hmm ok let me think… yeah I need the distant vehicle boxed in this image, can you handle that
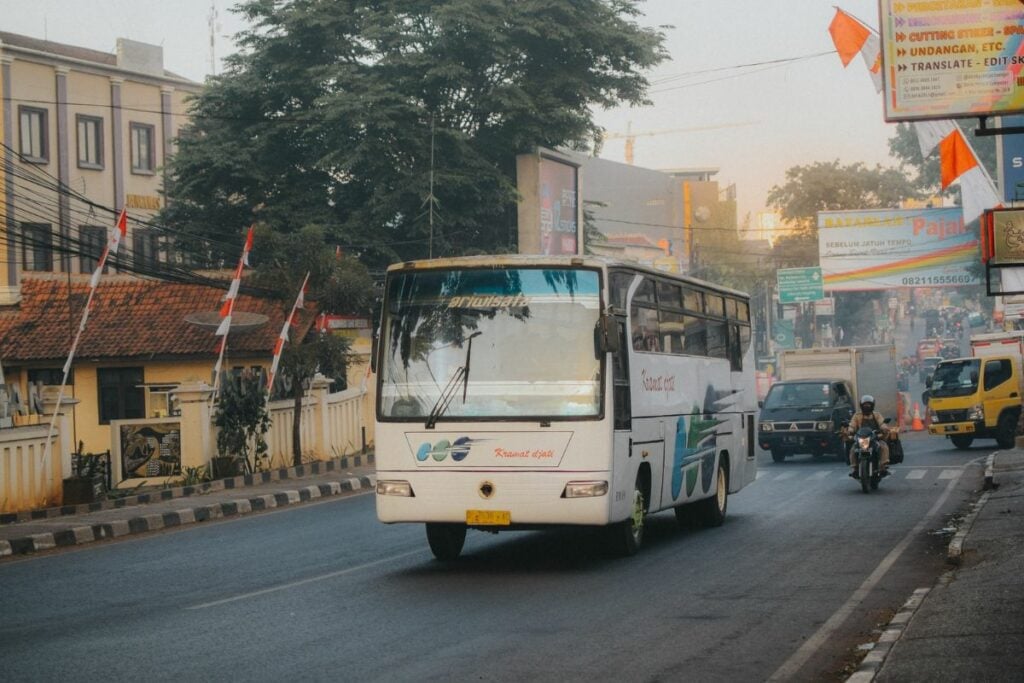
[757,379,855,462]
[917,338,941,361]
[967,311,986,328]
[919,356,942,383]
[777,345,898,420]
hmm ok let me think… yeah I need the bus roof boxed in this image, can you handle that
[385,254,750,299]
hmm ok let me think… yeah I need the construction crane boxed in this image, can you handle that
[597,120,758,165]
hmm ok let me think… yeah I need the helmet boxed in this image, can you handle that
[859,394,875,411]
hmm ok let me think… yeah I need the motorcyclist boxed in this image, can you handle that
[846,395,890,478]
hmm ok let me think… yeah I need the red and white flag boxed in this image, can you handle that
[266,273,310,393]
[938,128,1003,225]
[212,227,255,396]
[89,209,127,289]
[828,8,882,92]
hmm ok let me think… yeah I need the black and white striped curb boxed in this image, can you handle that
[0,474,375,558]
[947,489,991,565]
[0,454,373,525]
[846,587,931,683]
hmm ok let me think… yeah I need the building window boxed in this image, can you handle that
[79,225,106,274]
[76,115,103,169]
[18,106,48,163]
[132,229,160,269]
[28,368,73,385]
[97,367,145,424]
[129,122,155,174]
[22,223,53,272]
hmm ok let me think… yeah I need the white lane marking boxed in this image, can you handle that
[766,468,963,681]
[186,549,425,610]
[938,469,959,480]
[906,469,927,480]
[774,471,797,481]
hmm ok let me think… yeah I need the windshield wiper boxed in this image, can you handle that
[425,331,482,429]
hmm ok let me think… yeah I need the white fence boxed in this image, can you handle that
[0,425,63,513]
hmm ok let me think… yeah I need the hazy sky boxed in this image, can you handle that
[0,0,899,222]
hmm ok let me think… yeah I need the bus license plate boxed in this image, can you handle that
[466,510,511,526]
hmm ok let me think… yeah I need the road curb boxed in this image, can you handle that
[983,451,997,490]
[0,454,373,525]
[947,489,991,565]
[846,587,931,682]
[0,474,376,558]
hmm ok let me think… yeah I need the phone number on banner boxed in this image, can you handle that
[900,275,975,286]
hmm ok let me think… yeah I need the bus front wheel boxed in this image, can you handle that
[608,480,646,557]
[425,523,466,561]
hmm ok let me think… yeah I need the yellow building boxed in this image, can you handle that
[0,31,201,305]
[0,276,317,457]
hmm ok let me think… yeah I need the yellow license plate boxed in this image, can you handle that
[466,509,511,526]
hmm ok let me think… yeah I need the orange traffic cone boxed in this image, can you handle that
[912,403,924,431]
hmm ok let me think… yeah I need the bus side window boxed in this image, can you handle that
[728,324,742,371]
[631,304,659,352]
[614,320,632,429]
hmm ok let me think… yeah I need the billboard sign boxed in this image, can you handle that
[989,207,1024,263]
[818,208,980,291]
[516,150,581,256]
[1002,115,1024,202]
[777,267,824,303]
[879,0,1024,121]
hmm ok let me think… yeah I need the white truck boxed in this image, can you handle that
[778,345,899,418]
[970,330,1024,360]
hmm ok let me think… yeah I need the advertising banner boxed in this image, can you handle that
[818,208,980,291]
[879,0,1024,121]
[538,157,579,255]
[990,207,1024,263]
[1002,115,1024,202]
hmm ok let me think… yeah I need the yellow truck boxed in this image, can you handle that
[926,331,1024,449]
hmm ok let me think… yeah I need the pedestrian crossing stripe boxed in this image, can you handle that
[757,468,961,482]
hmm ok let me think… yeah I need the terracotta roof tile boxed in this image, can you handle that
[0,276,315,364]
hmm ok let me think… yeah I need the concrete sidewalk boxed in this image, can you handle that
[0,454,376,558]
[851,448,1024,682]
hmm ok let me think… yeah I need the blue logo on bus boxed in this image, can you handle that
[416,437,474,462]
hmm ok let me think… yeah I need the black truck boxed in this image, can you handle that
[757,379,856,463]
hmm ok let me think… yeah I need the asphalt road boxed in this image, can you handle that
[0,433,986,682]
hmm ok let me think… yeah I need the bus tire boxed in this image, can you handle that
[996,412,1017,450]
[696,460,728,527]
[608,479,646,556]
[950,434,973,450]
[425,523,466,561]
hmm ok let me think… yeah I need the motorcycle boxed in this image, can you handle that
[844,418,898,493]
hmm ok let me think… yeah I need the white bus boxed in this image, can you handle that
[374,255,757,559]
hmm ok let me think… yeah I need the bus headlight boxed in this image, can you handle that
[760,422,774,432]
[967,405,984,421]
[563,481,609,498]
[376,480,415,497]
[816,421,831,431]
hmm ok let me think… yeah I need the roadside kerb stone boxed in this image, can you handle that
[948,491,991,565]
[0,473,375,558]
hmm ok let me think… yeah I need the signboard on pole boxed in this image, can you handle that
[1001,115,1024,202]
[879,0,1024,121]
[818,208,980,291]
[777,267,824,303]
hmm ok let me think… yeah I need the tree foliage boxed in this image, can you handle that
[162,0,667,268]
[765,160,919,236]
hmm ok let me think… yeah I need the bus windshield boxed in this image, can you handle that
[380,267,602,421]
[929,358,980,398]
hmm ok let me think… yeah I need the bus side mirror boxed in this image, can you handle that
[597,315,620,354]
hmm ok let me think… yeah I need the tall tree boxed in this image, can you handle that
[162,0,667,268]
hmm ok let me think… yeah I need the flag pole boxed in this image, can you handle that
[40,209,127,485]
[211,226,254,403]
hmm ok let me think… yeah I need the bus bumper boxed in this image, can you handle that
[375,470,613,527]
